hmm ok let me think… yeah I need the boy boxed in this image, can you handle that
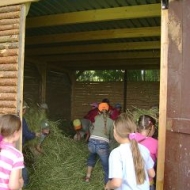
[36,119,50,153]
[73,118,92,142]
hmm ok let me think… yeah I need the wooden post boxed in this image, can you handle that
[156,7,168,190]
[123,69,127,112]
[36,63,47,103]
[41,64,47,103]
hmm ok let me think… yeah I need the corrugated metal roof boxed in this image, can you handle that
[25,0,161,70]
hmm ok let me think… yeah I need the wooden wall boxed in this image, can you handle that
[23,62,72,120]
[72,81,159,119]
[23,62,40,103]
[23,64,159,122]
[46,70,71,120]
[0,4,26,115]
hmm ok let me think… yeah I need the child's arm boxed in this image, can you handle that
[105,178,122,190]
[148,168,155,178]
[9,169,23,190]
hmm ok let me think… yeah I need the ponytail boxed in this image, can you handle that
[102,110,108,135]
[130,138,146,184]
[114,113,146,184]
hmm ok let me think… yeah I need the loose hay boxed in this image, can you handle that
[126,106,159,139]
[24,118,105,190]
[126,106,159,127]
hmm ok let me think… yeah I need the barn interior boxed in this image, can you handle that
[23,0,161,121]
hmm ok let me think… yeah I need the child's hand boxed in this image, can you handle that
[35,132,41,137]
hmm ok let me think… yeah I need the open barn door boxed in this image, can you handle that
[157,0,190,189]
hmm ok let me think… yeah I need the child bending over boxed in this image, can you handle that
[85,102,114,185]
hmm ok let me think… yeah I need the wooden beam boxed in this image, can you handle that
[26,41,160,56]
[47,58,160,66]
[0,0,38,7]
[26,4,161,28]
[49,63,160,71]
[29,50,160,62]
[47,58,160,70]
[26,26,160,45]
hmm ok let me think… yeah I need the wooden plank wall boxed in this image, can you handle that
[0,5,23,114]
[46,70,71,120]
[72,81,159,119]
[23,62,40,103]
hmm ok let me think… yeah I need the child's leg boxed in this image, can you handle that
[22,167,29,187]
[97,142,109,184]
[85,139,97,181]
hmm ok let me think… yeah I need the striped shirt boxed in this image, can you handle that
[0,141,24,190]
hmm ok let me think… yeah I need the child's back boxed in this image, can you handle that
[135,133,158,162]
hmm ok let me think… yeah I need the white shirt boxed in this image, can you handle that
[108,143,154,190]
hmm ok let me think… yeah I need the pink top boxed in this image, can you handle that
[0,141,24,190]
[135,133,158,162]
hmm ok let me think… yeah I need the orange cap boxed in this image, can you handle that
[98,103,109,112]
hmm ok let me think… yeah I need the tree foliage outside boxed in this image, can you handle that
[76,70,160,82]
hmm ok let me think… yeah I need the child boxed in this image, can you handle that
[22,101,40,145]
[35,119,50,153]
[83,102,99,123]
[73,118,92,142]
[110,103,122,120]
[0,114,24,190]
[136,115,158,190]
[22,101,40,187]
[105,113,155,190]
[84,102,113,185]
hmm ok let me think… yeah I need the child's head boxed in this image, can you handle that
[0,114,21,139]
[98,102,109,113]
[73,119,82,131]
[23,101,29,115]
[90,102,98,110]
[40,120,50,135]
[138,115,156,136]
[113,113,136,139]
[114,103,122,111]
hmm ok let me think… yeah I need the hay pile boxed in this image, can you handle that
[23,105,105,190]
[126,106,159,127]
[126,106,159,139]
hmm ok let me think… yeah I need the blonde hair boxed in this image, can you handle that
[0,114,21,137]
[114,113,146,184]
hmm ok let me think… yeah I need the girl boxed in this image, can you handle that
[84,102,113,185]
[136,115,158,190]
[105,113,155,190]
[0,114,24,190]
